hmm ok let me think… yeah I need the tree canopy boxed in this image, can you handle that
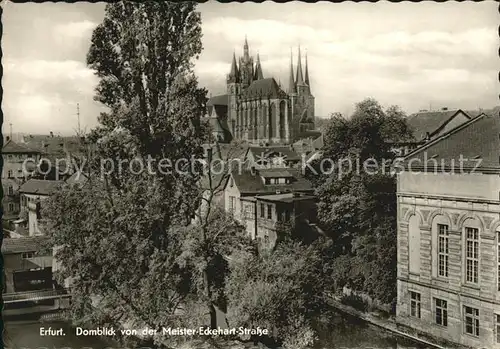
[314,98,412,304]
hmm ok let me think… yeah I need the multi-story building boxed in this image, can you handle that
[207,38,315,144]
[240,192,317,248]
[396,113,500,348]
[224,166,315,243]
[2,139,41,221]
[19,179,64,236]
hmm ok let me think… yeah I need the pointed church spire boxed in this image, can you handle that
[228,51,239,83]
[244,35,250,60]
[304,50,310,86]
[254,53,264,80]
[296,46,305,86]
[288,48,296,94]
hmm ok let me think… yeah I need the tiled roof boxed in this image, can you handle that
[231,168,313,194]
[23,135,83,156]
[2,236,50,255]
[292,134,324,155]
[466,106,500,119]
[258,168,294,178]
[406,109,470,141]
[19,179,64,195]
[248,146,301,162]
[2,140,39,154]
[404,113,500,172]
[241,78,287,99]
[65,172,88,185]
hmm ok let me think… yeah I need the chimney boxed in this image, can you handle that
[50,131,54,138]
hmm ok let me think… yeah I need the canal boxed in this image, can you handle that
[4,313,432,349]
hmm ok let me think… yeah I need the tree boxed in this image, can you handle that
[225,239,329,349]
[42,3,213,346]
[314,98,413,305]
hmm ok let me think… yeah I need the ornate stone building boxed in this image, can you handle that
[396,113,500,348]
[206,38,315,144]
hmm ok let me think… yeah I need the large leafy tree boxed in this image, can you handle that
[314,99,413,305]
[41,2,220,344]
[225,239,329,349]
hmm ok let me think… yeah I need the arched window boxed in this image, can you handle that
[408,214,421,275]
[279,101,286,140]
[270,103,276,139]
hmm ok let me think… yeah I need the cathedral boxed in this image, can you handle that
[206,38,315,144]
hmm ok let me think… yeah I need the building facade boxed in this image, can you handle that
[207,38,315,144]
[2,139,41,221]
[19,179,64,236]
[2,236,53,293]
[224,166,315,245]
[396,113,500,348]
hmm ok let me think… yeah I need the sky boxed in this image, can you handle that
[2,1,498,135]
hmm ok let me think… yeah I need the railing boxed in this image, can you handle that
[3,288,71,304]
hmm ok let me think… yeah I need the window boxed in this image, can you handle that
[229,196,236,213]
[264,233,270,246]
[465,227,479,284]
[272,178,279,184]
[496,314,500,343]
[260,203,265,218]
[264,178,270,185]
[7,170,12,177]
[7,186,13,196]
[8,203,14,212]
[464,306,479,337]
[438,224,449,277]
[267,204,272,219]
[284,210,291,222]
[22,252,34,259]
[498,232,500,291]
[410,291,421,318]
[434,298,448,326]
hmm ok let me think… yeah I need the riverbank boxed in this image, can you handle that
[325,294,466,349]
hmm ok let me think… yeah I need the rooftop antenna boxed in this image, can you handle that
[77,103,81,135]
[9,122,12,140]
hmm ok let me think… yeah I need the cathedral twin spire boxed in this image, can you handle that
[289,46,311,94]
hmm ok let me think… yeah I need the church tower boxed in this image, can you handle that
[239,36,254,88]
[227,51,240,138]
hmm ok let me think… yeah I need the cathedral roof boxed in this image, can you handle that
[207,94,228,107]
[242,78,286,99]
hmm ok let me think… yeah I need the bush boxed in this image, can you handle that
[340,293,370,312]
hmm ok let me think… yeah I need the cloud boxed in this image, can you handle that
[53,20,97,39]
[196,16,498,116]
[3,58,105,134]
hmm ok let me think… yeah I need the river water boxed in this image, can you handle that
[4,314,431,349]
